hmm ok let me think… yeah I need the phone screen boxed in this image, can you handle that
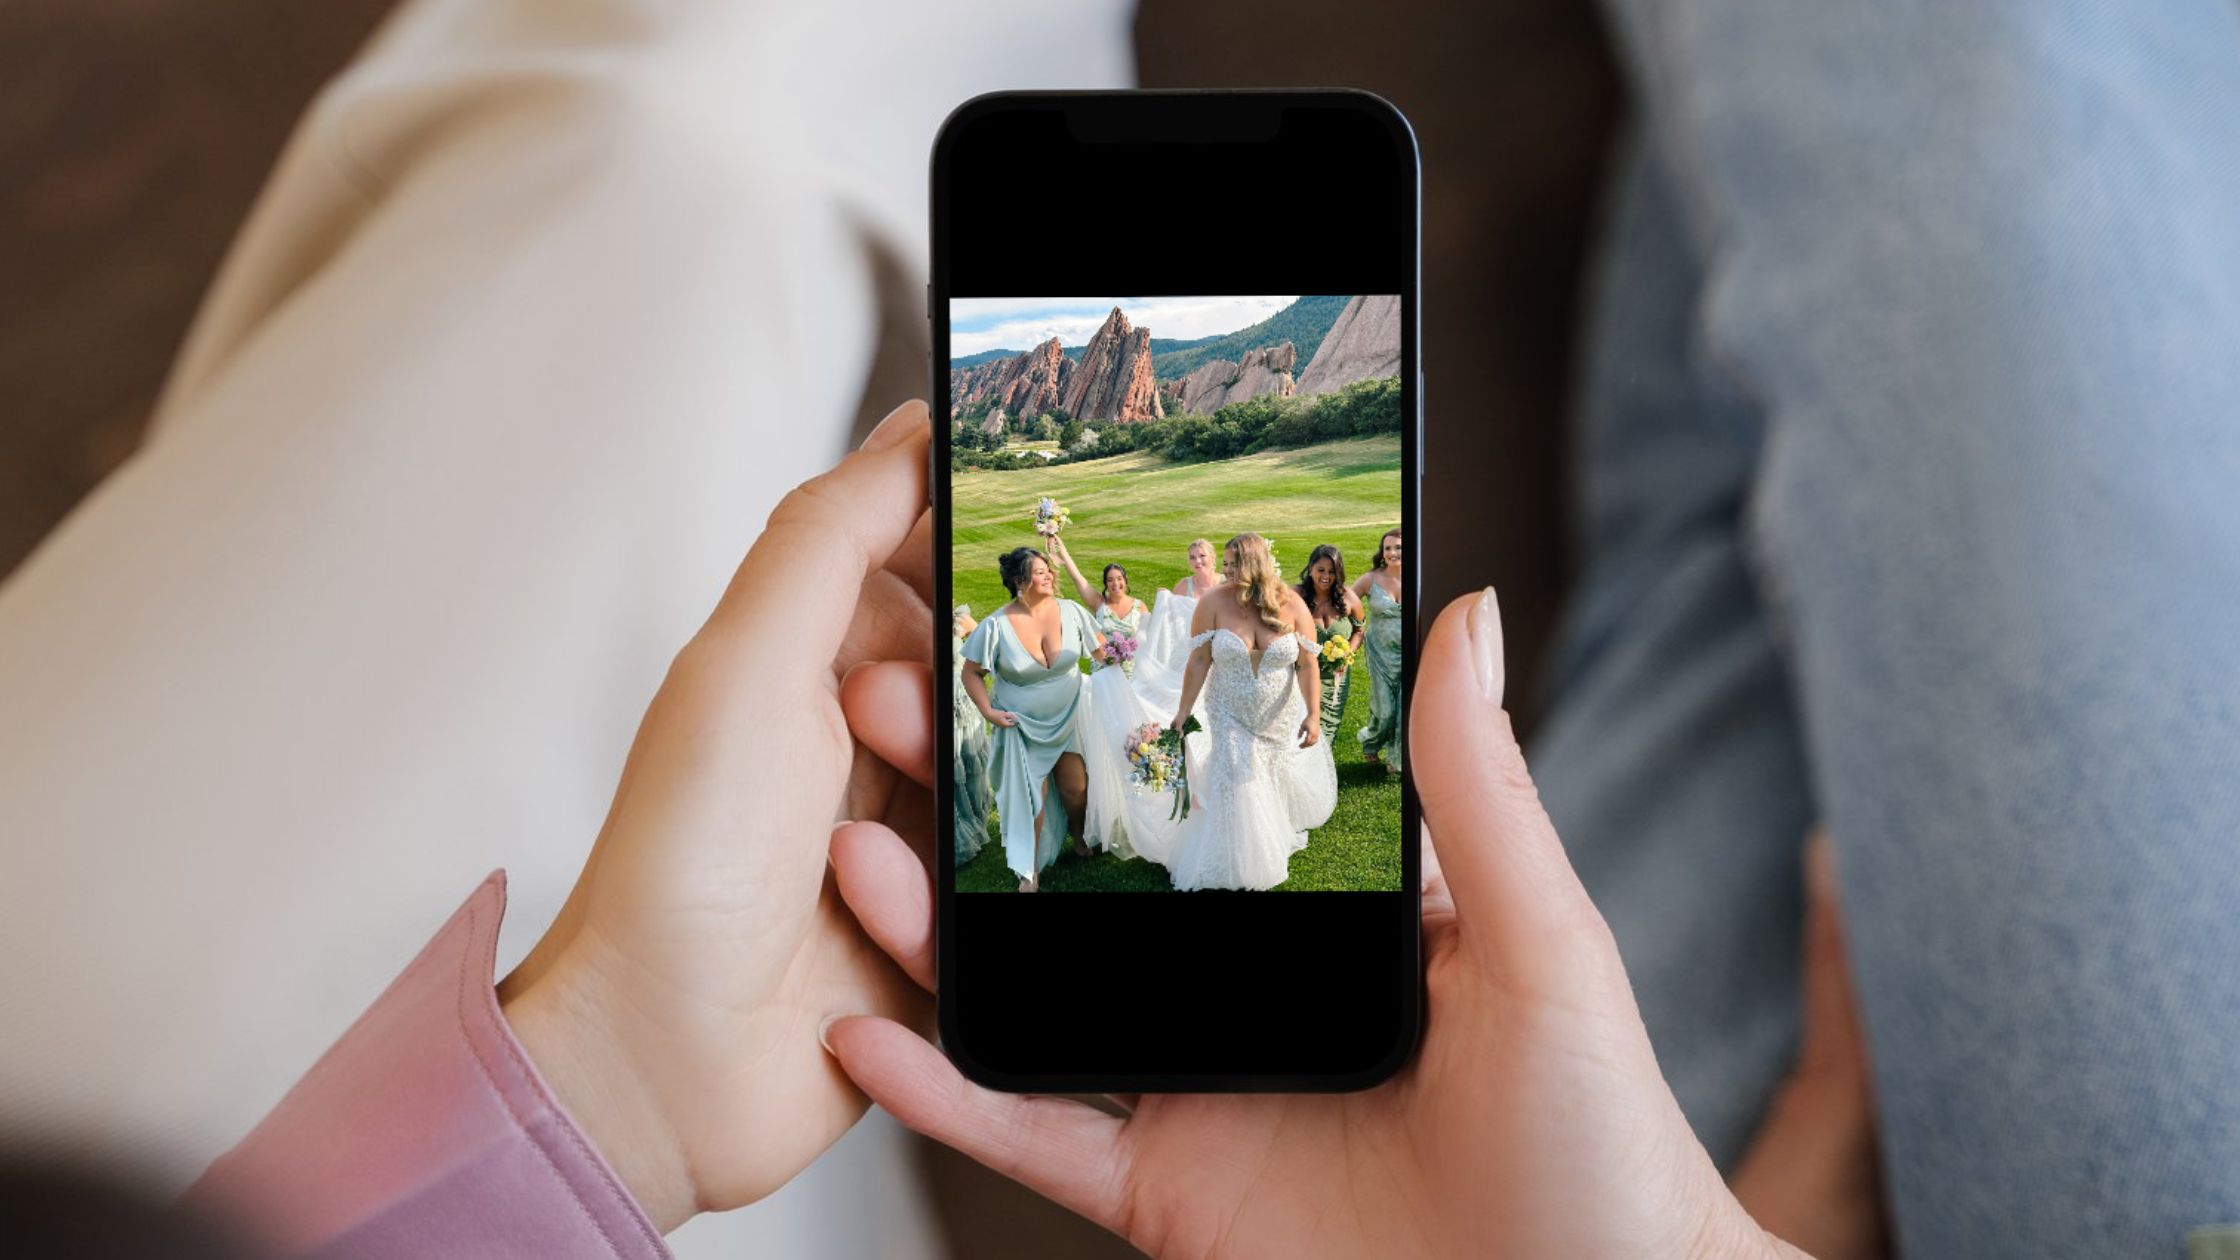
[932,94,1419,1090]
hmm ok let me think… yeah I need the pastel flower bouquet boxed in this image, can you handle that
[1031,496,1071,537]
[1091,628,1137,672]
[1125,715,1203,820]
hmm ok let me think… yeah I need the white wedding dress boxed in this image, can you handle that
[1080,625,1337,890]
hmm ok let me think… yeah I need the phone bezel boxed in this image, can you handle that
[929,90,1422,1093]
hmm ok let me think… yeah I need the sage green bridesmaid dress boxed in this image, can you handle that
[958,598,1101,880]
[951,614,994,864]
[1358,579,1404,771]
[1313,611,1358,741]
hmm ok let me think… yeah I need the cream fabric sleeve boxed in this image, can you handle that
[0,0,1131,1256]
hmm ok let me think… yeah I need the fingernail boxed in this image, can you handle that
[1805,829,1835,900]
[860,400,925,452]
[1469,586,1505,705]
[817,1013,844,1054]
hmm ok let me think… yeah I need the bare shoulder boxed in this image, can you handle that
[1188,593,1218,633]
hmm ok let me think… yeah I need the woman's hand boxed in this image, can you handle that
[822,588,1812,1260]
[1296,714,1320,748]
[987,709,1021,728]
[1730,833,1887,1260]
[495,401,937,1232]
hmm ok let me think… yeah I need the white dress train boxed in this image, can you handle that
[1080,627,1337,889]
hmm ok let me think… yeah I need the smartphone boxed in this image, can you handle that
[930,91,1420,1091]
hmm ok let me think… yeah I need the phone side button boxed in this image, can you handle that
[1417,371,1427,478]
[927,438,937,506]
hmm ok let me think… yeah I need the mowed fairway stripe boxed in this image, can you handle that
[948,435,1402,617]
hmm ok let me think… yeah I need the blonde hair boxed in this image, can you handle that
[1187,538,1214,563]
[1224,533,1292,633]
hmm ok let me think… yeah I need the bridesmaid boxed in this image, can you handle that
[1350,527,1405,775]
[1296,544,1365,742]
[1171,537,1226,598]
[958,547,1105,892]
[1048,535,1146,661]
[950,605,994,865]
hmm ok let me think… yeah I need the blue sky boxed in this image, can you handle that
[949,296,1299,358]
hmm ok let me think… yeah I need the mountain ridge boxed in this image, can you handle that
[948,296,1348,378]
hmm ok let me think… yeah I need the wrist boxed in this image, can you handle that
[501,949,699,1233]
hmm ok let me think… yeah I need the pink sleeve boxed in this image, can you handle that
[181,873,670,1260]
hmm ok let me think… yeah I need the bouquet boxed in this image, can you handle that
[1318,635,1359,672]
[1090,628,1137,672]
[1031,496,1071,537]
[1125,715,1203,820]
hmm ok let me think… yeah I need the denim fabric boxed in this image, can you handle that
[1535,5,2240,1256]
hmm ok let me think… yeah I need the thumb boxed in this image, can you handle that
[1411,589,1623,998]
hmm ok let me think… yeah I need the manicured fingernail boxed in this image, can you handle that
[860,400,924,452]
[817,1014,844,1054]
[1469,586,1505,705]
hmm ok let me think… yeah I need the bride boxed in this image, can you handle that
[1081,533,1336,890]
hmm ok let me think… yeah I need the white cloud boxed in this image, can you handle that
[949,296,1299,357]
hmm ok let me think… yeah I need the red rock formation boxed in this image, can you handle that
[951,336,1074,419]
[1165,341,1298,415]
[1296,294,1402,395]
[1060,307,1164,423]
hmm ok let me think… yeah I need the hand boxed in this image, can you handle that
[1297,714,1320,748]
[496,401,937,1232]
[1730,832,1888,1260]
[987,709,1020,729]
[953,608,978,639]
[1168,713,1188,735]
[820,588,1808,1260]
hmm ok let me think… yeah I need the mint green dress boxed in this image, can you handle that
[1313,610,1359,741]
[1358,580,1404,770]
[959,599,1101,880]
[1093,597,1147,673]
[951,624,994,865]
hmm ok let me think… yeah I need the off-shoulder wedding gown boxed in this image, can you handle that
[1082,626,1336,890]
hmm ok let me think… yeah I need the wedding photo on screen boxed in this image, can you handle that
[948,295,1405,894]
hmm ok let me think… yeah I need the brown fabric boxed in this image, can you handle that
[0,0,397,580]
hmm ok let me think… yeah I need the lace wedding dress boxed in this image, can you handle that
[1082,626,1337,889]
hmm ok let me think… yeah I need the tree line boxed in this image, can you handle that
[950,375,1403,472]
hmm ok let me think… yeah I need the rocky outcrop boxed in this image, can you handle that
[951,337,1073,420]
[1165,341,1298,415]
[1061,307,1164,423]
[1296,294,1402,395]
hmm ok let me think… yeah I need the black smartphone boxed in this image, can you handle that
[930,91,1420,1091]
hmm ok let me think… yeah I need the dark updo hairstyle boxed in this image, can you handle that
[1294,544,1349,617]
[998,547,1048,598]
[1101,562,1128,593]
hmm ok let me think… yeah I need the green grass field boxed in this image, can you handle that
[950,435,1403,616]
[950,435,1403,893]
